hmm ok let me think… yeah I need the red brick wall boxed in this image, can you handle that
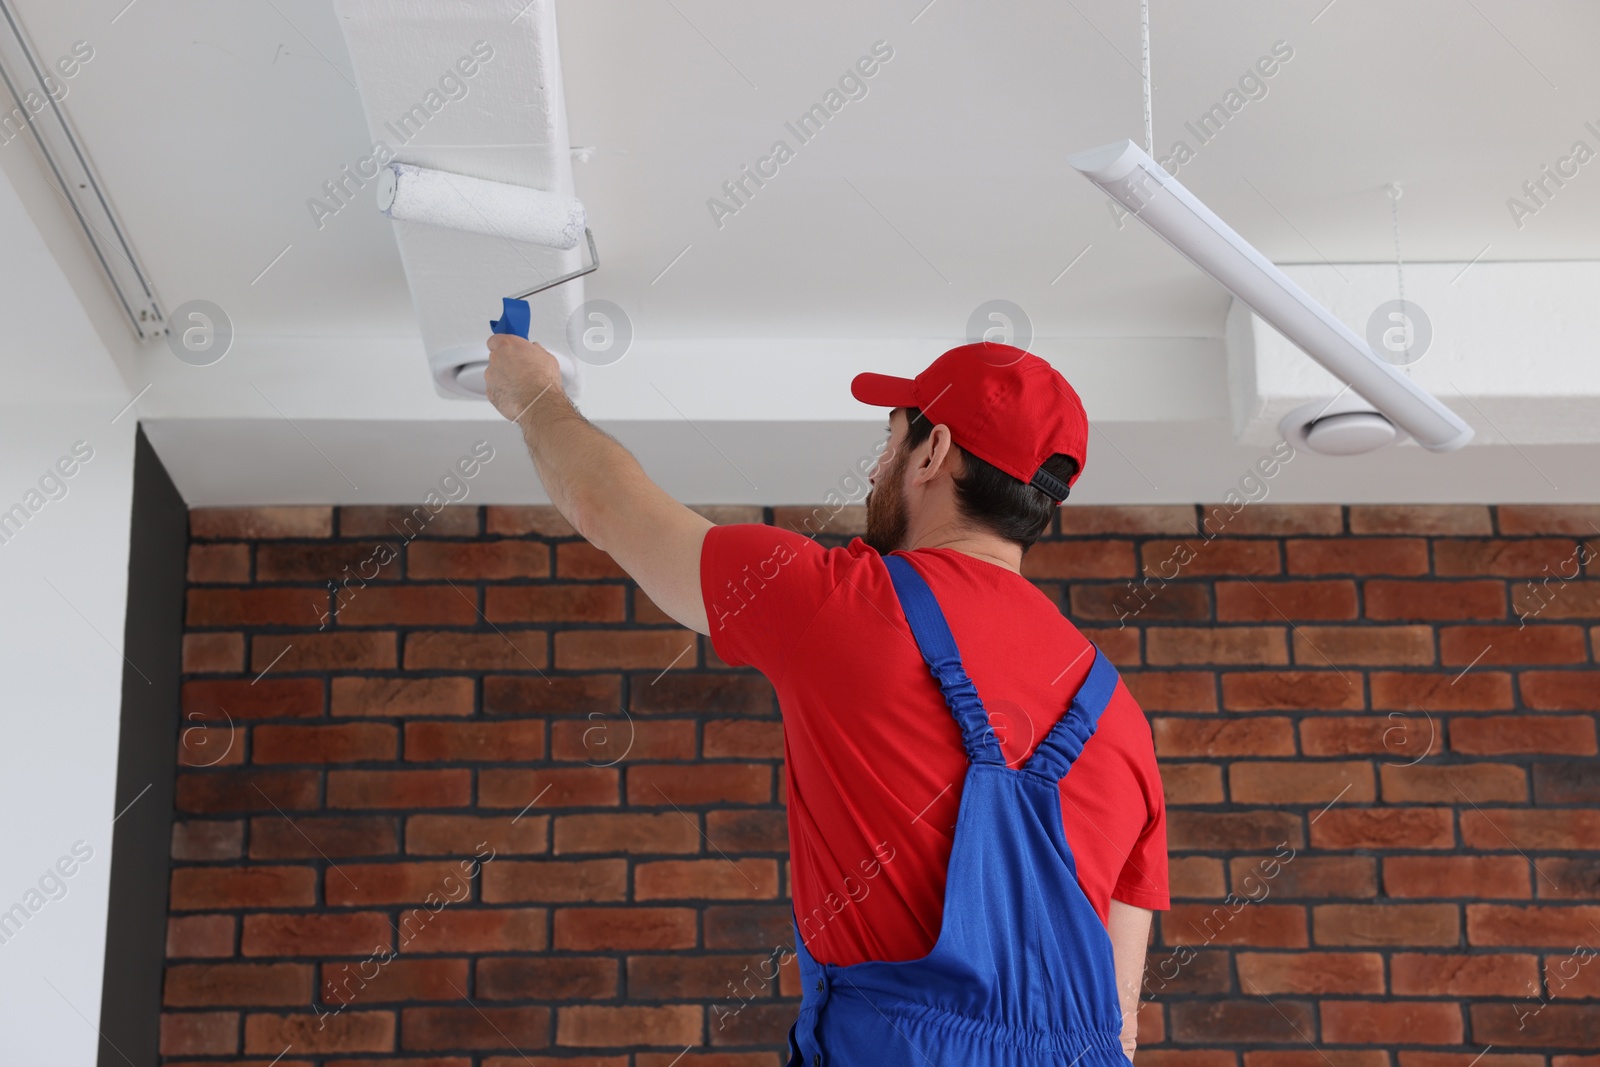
[165,503,1600,1066]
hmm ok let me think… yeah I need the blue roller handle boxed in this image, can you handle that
[490,297,532,339]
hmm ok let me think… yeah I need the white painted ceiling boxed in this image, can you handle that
[5,0,1600,504]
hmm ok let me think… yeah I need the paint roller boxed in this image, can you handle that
[375,162,599,390]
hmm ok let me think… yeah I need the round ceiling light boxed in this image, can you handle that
[453,361,489,396]
[1279,396,1408,456]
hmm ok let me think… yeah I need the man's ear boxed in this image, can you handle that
[916,424,958,484]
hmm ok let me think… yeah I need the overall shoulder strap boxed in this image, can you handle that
[1022,648,1120,781]
[883,555,1004,766]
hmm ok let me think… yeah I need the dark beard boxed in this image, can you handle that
[863,447,910,555]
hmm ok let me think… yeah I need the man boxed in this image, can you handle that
[485,337,1168,1065]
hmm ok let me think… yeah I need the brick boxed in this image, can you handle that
[1390,952,1540,996]
[255,541,401,583]
[1470,1003,1600,1047]
[1365,579,1507,620]
[173,820,244,861]
[700,719,782,759]
[627,953,772,999]
[479,768,619,809]
[167,914,235,958]
[398,908,547,954]
[406,815,548,856]
[340,505,478,538]
[183,678,324,721]
[192,507,331,539]
[325,1060,471,1067]
[1142,539,1280,577]
[1143,946,1231,996]
[405,721,545,762]
[633,590,674,624]
[241,912,392,957]
[1314,903,1459,945]
[1499,504,1600,535]
[1153,716,1295,757]
[244,1011,396,1053]
[1521,671,1600,711]
[1163,903,1306,947]
[1020,540,1136,580]
[486,505,576,537]
[1168,999,1314,1043]
[1142,1053,1236,1067]
[251,632,395,672]
[1437,538,1589,578]
[169,866,315,910]
[774,504,866,537]
[1512,579,1600,620]
[628,763,772,806]
[1547,951,1600,998]
[1121,671,1217,711]
[332,677,474,718]
[1217,504,1346,536]
[1221,672,1362,714]
[485,675,621,716]
[165,962,311,1007]
[554,907,697,950]
[1385,855,1530,898]
[160,1011,238,1055]
[1158,763,1224,805]
[1370,670,1513,711]
[552,813,700,854]
[706,810,788,853]
[326,770,472,809]
[1070,582,1210,623]
[1168,856,1226,899]
[1147,627,1287,666]
[477,957,617,1000]
[1295,625,1434,666]
[486,584,627,624]
[550,717,693,762]
[1311,808,1454,850]
[1462,809,1600,850]
[408,541,549,580]
[1440,624,1587,665]
[1167,811,1304,852]
[1380,762,1527,803]
[253,723,397,764]
[636,859,779,900]
[1288,537,1429,576]
[325,861,484,906]
[1452,715,1597,755]
[249,816,398,859]
[1083,625,1140,667]
[1538,857,1600,900]
[1400,1058,1543,1067]
[189,543,251,583]
[180,725,244,767]
[1234,951,1383,993]
[188,587,325,628]
[321,957,468,1005]
[480,859,627,903]
[1058,505,1197,535]
[555,542,627,579]
[1467,904,1600,946]
[404,631,547,671]
[177,769,319,814]
[1244,1056,1393,1067]
[1217,580,1357,621]
[1534,762,1600,804]
[632,673,773,715]
[556,1005,700,1047]
[185,631,244,673]
[554,630,695,670]
[1351,505,1492,535]
[336,586,478,627]
[1230,761,1374,803]
[1228,855,1375,899]
[1321,1000,1464,1045]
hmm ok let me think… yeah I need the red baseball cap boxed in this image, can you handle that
[850,342,1088,500]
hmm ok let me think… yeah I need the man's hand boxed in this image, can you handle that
[484,334,564,423]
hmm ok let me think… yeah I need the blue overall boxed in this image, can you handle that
[785,554,1129,1067]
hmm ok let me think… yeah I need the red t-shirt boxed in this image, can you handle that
[700,525,1168,967]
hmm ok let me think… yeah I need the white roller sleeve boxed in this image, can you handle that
[377,163,587,250]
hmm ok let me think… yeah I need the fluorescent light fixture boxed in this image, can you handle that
[1069,139,1473,451]
[0,0,164,340]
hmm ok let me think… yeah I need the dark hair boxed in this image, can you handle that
[902,407,1079,550]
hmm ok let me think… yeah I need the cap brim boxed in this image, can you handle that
[850,372,918,408]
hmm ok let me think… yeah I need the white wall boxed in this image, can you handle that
[0,160,137,1061]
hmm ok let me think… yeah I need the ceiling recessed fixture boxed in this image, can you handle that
[1069,139,1473,452]
[1280,396,1404,456]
